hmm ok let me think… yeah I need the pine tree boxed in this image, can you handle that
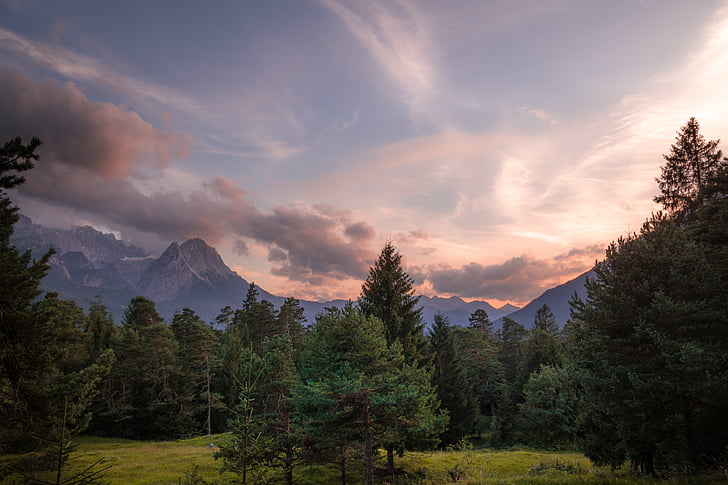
[258,335,302,485]
[492,317,528,446]
[215,346,272,485]
[359,242,426,364]
[654,117,725,216]
[358,242,439,475]
[497,317,527,385]
[235,283,278,349]
[515,365,577,449]
[571,216,728,472]
[1,137,112,452]
[100,297,187,439]
[84,296,118,364]
[454,317,503,432]
[533,304,559,335]
[428,314,477,445]
[296,305,443,485]
[170,308,221,435]
[276,296,307,352]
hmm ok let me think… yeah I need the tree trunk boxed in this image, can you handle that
[340,446,346,485]
[684,408,698,465]
[364,398,373,485]
[205,352,211,436]
[387,446,395,481]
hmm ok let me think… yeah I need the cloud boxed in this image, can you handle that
[232,238,249,256]
[345,221,376,241]
[0,27,307,161]
[320,0,435,111]
[425,245,603,303]
[0,27,205,119]
[268,247,288,262]
[2,67,379,287]
[519,106,560,125]
[0,67,193,179]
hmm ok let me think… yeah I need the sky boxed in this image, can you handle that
[2,0,728,306]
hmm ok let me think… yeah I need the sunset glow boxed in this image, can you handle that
[2,1,728,305]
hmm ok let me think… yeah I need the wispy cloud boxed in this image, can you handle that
[519,106,560,125]
[0,27,306,161]
[0,27,204,116]
[320,0,435,113]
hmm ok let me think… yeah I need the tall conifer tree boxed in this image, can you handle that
[358,242,438,475]
[359,242,426,364]
[654,117,725,216]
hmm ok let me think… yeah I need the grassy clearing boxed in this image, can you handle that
[1,435,725,484]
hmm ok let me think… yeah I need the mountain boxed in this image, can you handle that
[419,295,519,328]
[497,270,594,329]
[10,216,520,326]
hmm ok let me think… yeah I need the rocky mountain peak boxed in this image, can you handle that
[179,238,235,281]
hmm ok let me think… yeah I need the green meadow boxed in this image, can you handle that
[2,435,725,484]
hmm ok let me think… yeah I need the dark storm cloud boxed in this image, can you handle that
[426,246,602,302]
[2,68,377,283]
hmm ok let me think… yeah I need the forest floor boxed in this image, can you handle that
[1,434,725,484]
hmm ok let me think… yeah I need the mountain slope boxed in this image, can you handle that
[497,270,594,329]
[11,216,524,325]
[419,295,519,328]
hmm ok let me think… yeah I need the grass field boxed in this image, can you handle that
[2,434,726,484]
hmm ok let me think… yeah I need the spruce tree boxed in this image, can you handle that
[654,117,725,216]
[170,308,221,435]
[533,304,558,334]
[358,242,439,475]
[276,296,307,352]
[454,315,503,431]
[359,242,426,364]
[100,297,187,439]
[1,137,112,451]
[515,365,577,449]
[571,216,728,472]
[84,296,118,363]
[428,314,477,445]
[296,305,443,485]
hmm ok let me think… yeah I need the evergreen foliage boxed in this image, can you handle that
[84,297,119,364]
[571,216,728,473]
[453,312,502,433]
[95,297,188,439]
[533,304,559,334]
[276,296,307,352]
[359,242,426,364]
[358,242,441,476]
[296,305,443,485]
[491,318,528,446]
[1,137,112,452]
[428,314,477,445]
[654,117,725,216]
[215,347,272,485]
[515,365,577,449]
[170,308,222,436]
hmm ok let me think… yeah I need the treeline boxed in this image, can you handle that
[1,117,728,483]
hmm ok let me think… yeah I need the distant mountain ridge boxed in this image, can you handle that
[8,216,601,328]
[494,270,594,329]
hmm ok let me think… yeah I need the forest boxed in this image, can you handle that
[1,117,727,484]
